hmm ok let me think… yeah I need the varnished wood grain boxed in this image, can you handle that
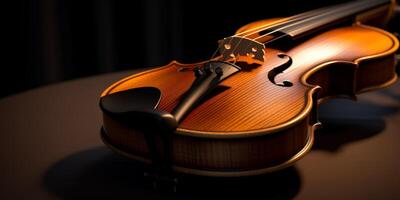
[102,114,315,176]
[102,24,398,134]
[100,18,398,176]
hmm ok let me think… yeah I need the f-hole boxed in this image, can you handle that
[268,53,293,87]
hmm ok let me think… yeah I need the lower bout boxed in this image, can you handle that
[102,115,317,177]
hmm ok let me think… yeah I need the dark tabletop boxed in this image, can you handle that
[0,70,399,200]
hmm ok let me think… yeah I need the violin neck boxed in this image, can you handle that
[258,0,393,42]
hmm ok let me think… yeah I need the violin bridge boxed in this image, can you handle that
[218,36,265,64]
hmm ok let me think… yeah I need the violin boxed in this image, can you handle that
[99,0,399,177]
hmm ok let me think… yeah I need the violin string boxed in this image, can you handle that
[210,1,350,63]
[239,0,369,39]
[223,18,303,63]
[235,3,341,38]
[213,1,356,64]
[234,18,288,37]
[207,36,235,64]
[257,0,385,41]
[253,0,368,41]
[255,0,384,73]
[261,34,289,46]
[209,46,220,60]
[230,37,246,64]
[210,0,381,65]
[206,3,325,64]
[234,10,324,37]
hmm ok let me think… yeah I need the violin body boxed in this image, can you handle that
[100,2,399,177]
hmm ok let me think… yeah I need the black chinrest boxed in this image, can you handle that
[99,87,177,131]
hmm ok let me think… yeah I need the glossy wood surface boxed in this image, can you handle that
[100,18,398,176]
[102,22,398,135]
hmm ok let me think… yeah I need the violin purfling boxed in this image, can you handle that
[99,0,399,177]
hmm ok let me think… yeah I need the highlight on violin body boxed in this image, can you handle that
[99,0,399,180]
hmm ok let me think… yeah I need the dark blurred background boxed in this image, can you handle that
[7,0,400,98]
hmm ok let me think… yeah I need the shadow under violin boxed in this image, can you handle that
[43,147,301,200]
[43,90,399,199]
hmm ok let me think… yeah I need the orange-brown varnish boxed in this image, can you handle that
[101,18,398,176]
